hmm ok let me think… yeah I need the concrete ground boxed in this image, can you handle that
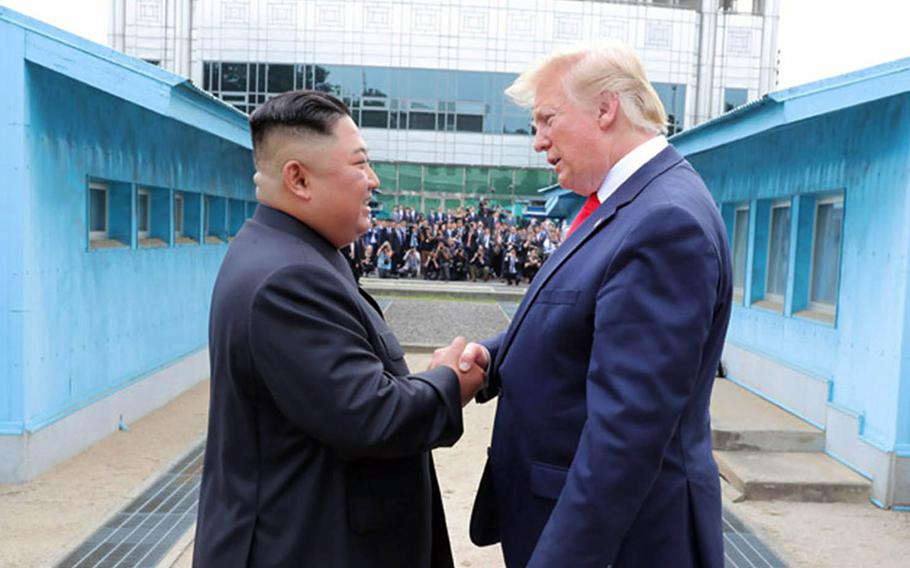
[0,381,210,568]
[722,494,910,567]
[1,302,908,566]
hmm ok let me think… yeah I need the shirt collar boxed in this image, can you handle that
[595,135,668,204]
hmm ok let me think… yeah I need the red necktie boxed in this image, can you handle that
[565,193,601,239]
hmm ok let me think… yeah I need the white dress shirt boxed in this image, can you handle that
[595,135,668,204]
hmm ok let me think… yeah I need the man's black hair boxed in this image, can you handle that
[249,90,351,154]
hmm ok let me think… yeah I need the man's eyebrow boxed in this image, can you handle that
[533,104,560,120]
[351,146,368,156]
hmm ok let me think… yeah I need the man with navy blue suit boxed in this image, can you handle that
[457,41,732,567]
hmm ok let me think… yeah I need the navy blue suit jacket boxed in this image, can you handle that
[470,146,732,567]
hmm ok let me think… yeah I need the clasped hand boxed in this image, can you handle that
[427,337,489,406]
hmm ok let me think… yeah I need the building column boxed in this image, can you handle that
[694,0,719,126]
[108,0,126,52]
[758,0,781,93]
[172,0,193,78]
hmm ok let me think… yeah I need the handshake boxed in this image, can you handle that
[428,337,490,406]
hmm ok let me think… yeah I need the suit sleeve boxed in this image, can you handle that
[528,204,720,567]
[248,264,463,460]
[474,331,506,403]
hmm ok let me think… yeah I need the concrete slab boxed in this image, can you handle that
[715,450,871,503]
[711,379,824,452]
[362,277,527,302]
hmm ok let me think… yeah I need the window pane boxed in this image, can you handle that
[502,114,531,135]
[811,201,844,305]
[204,197,211,234]
[90,188,106,232]
[455,71,488,100]
[314,64,360,96]
[295,64,312,90]
[724,87,748,112]
[254,63,266,93]
[138,193,150,232]
[209,61,221,91]
[220,62,248,92]
[175,195,184,234]
[456,114,484,132]
[408,111,436,130]
[652,82,686,132]
[407,69,442,100]
[361,109,389,128]
[362,67,389,97]
[732,208,749,290]
[267,64,293,94]
[390,111,408,129]
[766,205,790,296]
[203,62,212,91]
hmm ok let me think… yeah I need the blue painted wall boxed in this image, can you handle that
[0,26,254,433]
[684,92,910,451]
[0,20,28,433]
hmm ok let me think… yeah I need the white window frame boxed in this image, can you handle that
[89,182,109,241]
[137,188,151,239]
[764,199,790,305]
[731,204,750,301]
[174,192,184,238]
[808,194,844,316]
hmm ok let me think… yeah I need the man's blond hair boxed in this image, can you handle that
[505,40,668,135]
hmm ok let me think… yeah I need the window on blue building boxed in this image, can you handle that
[732,204,750,303]
[204,195,227,244]
[791,191,844,324]
[809,196,844,314]
[229,199,246,238]
[88,179,130,250]
[175,191,202,245]
[89,182,108,241]
[764,200,791,306]
[137,189,150,239]
[174,192,184,238]
[137,186,171,247]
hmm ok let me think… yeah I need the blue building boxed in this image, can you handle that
[672,58,910,509]
[0,8,254,482]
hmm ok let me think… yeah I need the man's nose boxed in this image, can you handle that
[533,129,549,153]
[367,165,380,189]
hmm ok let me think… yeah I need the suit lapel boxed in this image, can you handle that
[492,146,686,372]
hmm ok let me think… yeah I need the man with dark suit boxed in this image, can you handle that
[457,41,732,567]
[194,91,485,567]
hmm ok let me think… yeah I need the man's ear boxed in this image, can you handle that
[597,91,620,130]
[283,159,311,200]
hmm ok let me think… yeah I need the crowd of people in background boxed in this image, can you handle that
[346,199,564,285]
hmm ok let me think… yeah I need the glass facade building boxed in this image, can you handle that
[111,0,780,213]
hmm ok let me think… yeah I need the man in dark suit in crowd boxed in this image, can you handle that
[194,91,485,567]
[458,41,732,567]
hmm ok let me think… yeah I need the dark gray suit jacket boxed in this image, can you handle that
[194,205,461,567]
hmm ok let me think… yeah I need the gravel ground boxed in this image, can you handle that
[382,297,512,347]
